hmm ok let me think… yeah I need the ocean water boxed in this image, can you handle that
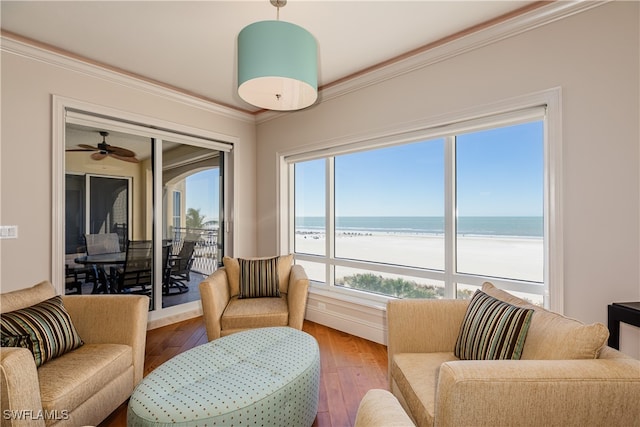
[295,216,543,238]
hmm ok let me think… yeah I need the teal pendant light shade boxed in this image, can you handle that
[238,20,318,111]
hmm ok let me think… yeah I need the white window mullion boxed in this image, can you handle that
[326,157,335,286]
[287,162,295,255]
[152,138,163,312]
[444,135,456,299]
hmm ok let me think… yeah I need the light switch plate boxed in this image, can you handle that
[0,225,18,239]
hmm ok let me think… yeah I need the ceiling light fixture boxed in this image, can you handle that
[237,0,318,111]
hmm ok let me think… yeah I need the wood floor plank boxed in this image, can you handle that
[323,371,352,427]
[337,366,364,425]
[312,410,332,427]
[329,329,362,368]
[99,318,388,427]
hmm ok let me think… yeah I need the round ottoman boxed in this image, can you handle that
[127,327,320,426]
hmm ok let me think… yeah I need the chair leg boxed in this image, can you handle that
[163,276,189,295]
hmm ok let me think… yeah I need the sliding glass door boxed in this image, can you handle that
[63,119,231,314]
[161,141,224,308]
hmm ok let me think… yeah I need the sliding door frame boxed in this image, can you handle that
[52,96,238,320]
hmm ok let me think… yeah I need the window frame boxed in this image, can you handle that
[278,89,563,312]
[172,190,182,230]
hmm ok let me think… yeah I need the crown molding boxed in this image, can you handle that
[0,34,257,124]
[256,1,605,124]
[286,0,607,121]
[2,1,606,126]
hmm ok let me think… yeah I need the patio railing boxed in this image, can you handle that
[170,227,220,276]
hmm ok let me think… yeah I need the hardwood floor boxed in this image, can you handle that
[99,317,389,427]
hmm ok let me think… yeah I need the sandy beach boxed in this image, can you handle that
[295,230,543,303]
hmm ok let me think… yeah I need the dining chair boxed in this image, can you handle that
[111,240,153,295]
[64,264,83,294]
[164,240,197,295]
[84,233,121,255]
[83,233,122,293]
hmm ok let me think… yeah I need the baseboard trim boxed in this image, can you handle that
[147,306,203,330]
[305,294,388,345]
[144,291,389,345]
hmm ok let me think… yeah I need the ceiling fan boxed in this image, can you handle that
[67,131,139,163]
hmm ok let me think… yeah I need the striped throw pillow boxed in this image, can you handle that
[238,256,281,298]
[455,290,533,360]
[0,295,84,367]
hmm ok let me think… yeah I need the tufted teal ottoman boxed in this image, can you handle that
[127,327,320,426]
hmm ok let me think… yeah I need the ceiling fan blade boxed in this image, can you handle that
[108,145,136,157]
[90,152,107,161]
[110,153,140,163]
[79,144,99,150]
[66,148,95,152]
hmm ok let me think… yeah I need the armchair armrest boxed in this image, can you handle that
[435,358,640,427]
[355,389,415,427]
[199,268,231,340]
[286,264,310,330]
[0,347,45,427]
[61,294,148,385]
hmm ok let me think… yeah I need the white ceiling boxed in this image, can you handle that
[1,1,538,113]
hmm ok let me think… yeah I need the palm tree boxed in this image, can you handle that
[186,208,205,229]
[186,208,217,229]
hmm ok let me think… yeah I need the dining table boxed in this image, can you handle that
[74,252,126,294]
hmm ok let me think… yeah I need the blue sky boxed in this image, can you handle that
[186,169,219,221]
[295,120,544,217]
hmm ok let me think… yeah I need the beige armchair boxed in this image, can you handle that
[386,282,640,427]
[199,255,309,340]
[1,281,148,427]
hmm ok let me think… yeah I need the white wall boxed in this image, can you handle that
[255,2,640,357]
[0,45,258,293]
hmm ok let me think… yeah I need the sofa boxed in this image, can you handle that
[1,281,148,427]
[199,254,309,340]
[386,282,640,427]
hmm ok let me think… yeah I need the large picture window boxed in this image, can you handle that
[284,101,560,309]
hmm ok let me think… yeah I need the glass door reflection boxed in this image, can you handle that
[161,143,223,308]
[65,123,225,312]
[65,126,155,308]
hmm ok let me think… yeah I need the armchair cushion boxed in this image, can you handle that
[221,296,289,331]
[391,352,458,427]
[223,254,294,297]
[238,256,280,298]
[481,282,609,359]
[1,295,84,367]
[38,343,132,413]
[454,290,533,360]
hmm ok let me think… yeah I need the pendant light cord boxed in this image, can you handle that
[271,0,286,21]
